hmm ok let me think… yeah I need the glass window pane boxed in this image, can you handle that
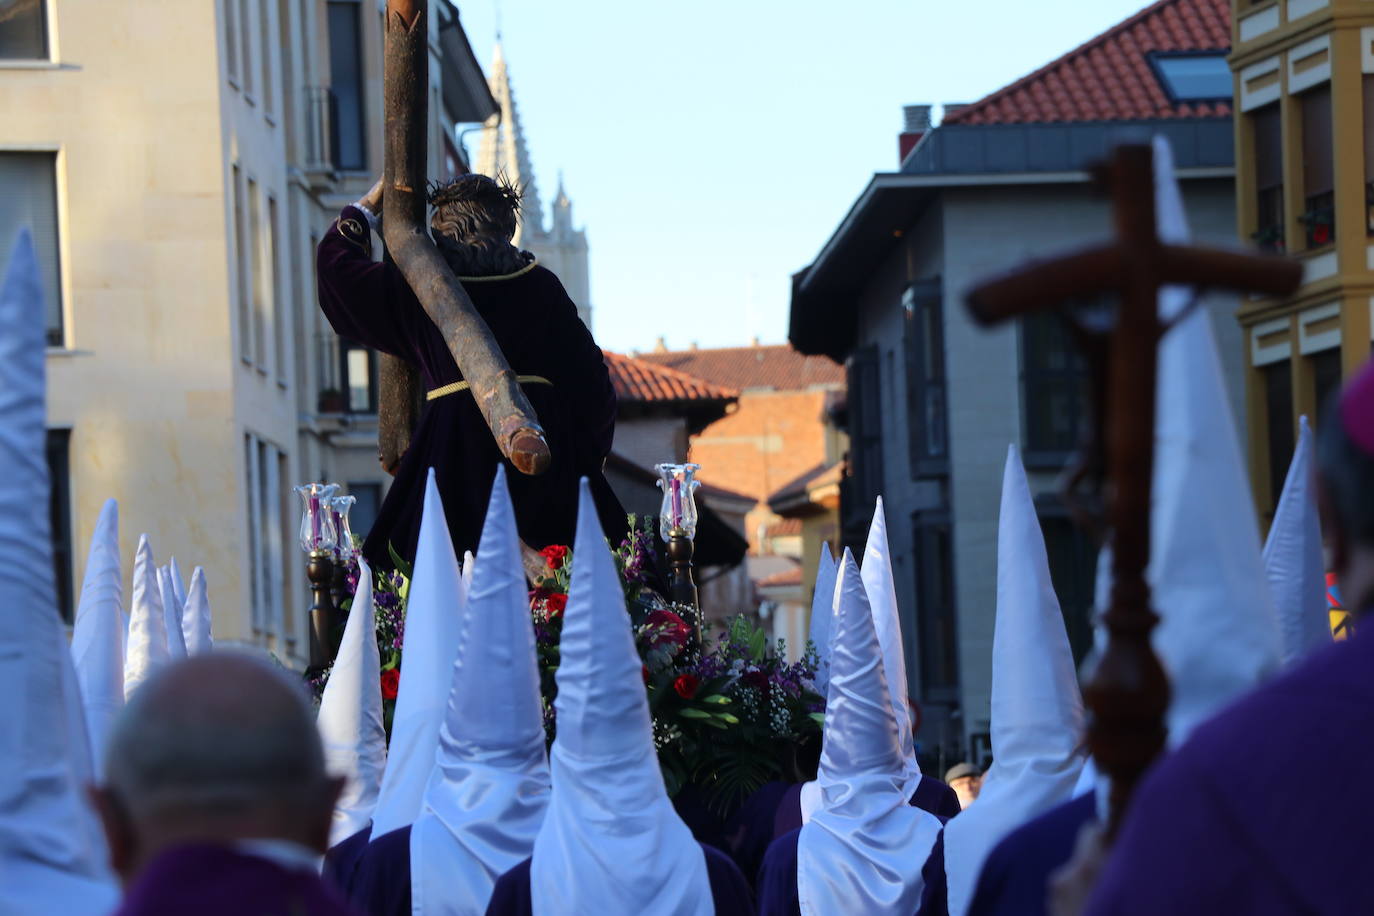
[348,483,382,536]
[327,2,366,170]
[1154,54,1231,101]
[346,348,371,411]
[46,429,72,622]
[0,0,47,60]
[1263,360,1294,510]
[0,153,63,345]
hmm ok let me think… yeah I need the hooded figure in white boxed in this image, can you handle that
[124,535,170,699]
[806,543,838,695]
[181,566,214,655]
[157,564,188,659]
[798,548,853,823]
[0,229,118,914]
[167,556,188,612]
[1263,415,1330,665]
[369,469,467,838]
[318,556,387,848]
[529,479,713,915]
[70,497,125,774]
[797,548,943,916]
[411,466,551,915]
[942,447,1087,916]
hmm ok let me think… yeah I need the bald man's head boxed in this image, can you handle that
[92,654,342,882]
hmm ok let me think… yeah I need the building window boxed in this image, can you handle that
[847,344,885,514]
[240,0,254,97]
[248,177,267,371]
[1262,360,1294,511]
[268,194,285,384]
[233,165,251,362]
[1300,86,1334,249]
[1148,51,1231,102]
[913,511,959,696]
[327,1,367,171]
[259,0,274,115]
[0,0,47,59]
[348,482,382,537]
[1311,347,1342,433]
[340,339,377,413]
[47,429,73,624]
[223,0,239,83]
[1040,512,1098,667]
[1021,311,1089,462]
[902,279,948,475]
[0,153,63,346]
[1252,104,1284,253]
[244,433,286,642]
[1363,76,1374,235]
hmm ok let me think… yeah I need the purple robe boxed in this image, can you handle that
[484,843,755,916]
[966,792,1096,916]
[1087,631,1374,914]
[755,828,802,916]
[722,780,793,888]
[316,207,627,570]
[113,843,360,916]
[347,825,412,916]
[323,825,372,898]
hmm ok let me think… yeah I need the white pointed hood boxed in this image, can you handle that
[370,469,466,838]
[798,549,942,916]
[862,499,922,797]
[181,567,214,655]
[318,556,387,847]
[0,229,118,913]
[124,535,170,698]
[168,556,187,609]
[157,565,188,659]
[807,542,838,695]
[944,447,1087,916]
[530,479,711,916]
[1263,416,1329,664]
[1146,135,1281,743]
[798,549,853,824]
[70,498,125,775]
[412,466,551,915]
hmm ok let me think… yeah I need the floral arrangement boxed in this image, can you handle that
[309,517,826,817]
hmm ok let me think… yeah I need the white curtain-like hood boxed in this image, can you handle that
[70,497,125,776]
[530,479,712,916]
[181,566,214,655]
[318,556,387,847]
[0,229,118,914]
[124,535,170,699]
[412,466,550,915]
[1263,416,1330,664]
[798,549,942,916]
[943,447,1087,916]
[370,469,467,838]
[806,542,838,695]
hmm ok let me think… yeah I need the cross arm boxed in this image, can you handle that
[1158,245,1303,300]
[965,245,1124,326]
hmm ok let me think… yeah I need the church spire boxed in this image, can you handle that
[475,41,546,245]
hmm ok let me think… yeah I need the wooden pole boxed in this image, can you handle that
[382,0,550,476]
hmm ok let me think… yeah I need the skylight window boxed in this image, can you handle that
[1150,52,1232,102]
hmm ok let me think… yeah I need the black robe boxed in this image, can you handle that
[317,207,627,569]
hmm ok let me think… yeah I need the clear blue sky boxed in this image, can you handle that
[455,0,1158,354]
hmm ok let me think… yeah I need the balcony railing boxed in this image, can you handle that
[300,86,337,184]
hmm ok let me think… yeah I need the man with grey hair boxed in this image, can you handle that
[89,653,360,915]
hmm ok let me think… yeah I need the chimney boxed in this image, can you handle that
[899,104,932,164]
[942,102,970,123]
[653,336,668,353]
[689,341,699,351]
[751,335,761,347]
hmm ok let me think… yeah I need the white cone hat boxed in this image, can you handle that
[124,535,170,699]
[412,466,550,914]
[318,556,387,847]
[370,469,466,838]
[530,479,711,915]
[807,542,838,695]
[943,447,1086,916]
[1263,416,1329,664]
[798,548,853,823]
[70,498,125,775]
[167,556,187,610]
[157,565,187,659]
[798,549,942,915]
[181,567,213,655]
[0,229,118,913]
[862,499,922,797]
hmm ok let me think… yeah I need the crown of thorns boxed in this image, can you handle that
[426,173,523,210]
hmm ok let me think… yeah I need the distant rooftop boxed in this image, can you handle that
[637,342,844,391]
[604,351,738,404]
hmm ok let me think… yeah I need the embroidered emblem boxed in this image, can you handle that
[340,217,365,238]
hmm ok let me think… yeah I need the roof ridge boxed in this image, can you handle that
[603,350,740,399]
[943,0,1224,126]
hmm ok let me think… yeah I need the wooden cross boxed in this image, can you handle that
[964,144,1302,837]
[380,0,550,477]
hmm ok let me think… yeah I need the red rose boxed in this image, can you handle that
[642,665,650,684]
[544,593,568,618]
[741,669,769,693]
[380,669,400,700]
[645,609,691,648]
[673,674,700,699]
[540,544,569,570]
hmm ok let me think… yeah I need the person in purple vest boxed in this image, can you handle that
[89,654,359,916]
[1083,358,1374,914]
[485,480,753,916]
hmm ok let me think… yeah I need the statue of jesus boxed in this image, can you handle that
[316,174,627,570]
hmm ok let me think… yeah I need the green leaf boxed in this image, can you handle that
[678,707,713,720]
[699,694,731,705]
[809,712,826,727]
[387,542,414,581]
[714,712,740,725]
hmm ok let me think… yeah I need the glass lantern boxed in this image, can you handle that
[330,494,358,562]
[655,463,701,542]
[295,483,340,554]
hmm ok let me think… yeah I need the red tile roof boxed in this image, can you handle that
[638,344,845,391]
[943,0,1231,127]
[757,565,803,588]
[603,351,738,404]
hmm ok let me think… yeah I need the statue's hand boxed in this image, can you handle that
[359,176,384,213]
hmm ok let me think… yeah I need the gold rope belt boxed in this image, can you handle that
[426,375,554,401]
